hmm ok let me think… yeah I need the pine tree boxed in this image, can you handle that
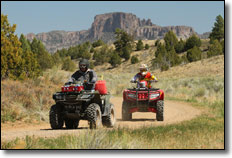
[164,31,178,51]
[62,56,76,72]
[169,46,181,66]
[136,40,144,51]
[220,39,224,54]
[109,52,121,67]
[92,39,104,48]
[175,38,185,53]
[187,46,202,62]
[19,34,40,78]
[1,14,23,79]
[155,44,167,58]
[52,52,62,66]
[30,39,54,70]
[155,39,160,47]
[114,28,134,61]
[30,38,39,54]
[209,15,224,43]
[207,39,223,58]
[185,34,201,50]
[93,45,112,66]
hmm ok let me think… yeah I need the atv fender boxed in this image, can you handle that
[101,94,111,116]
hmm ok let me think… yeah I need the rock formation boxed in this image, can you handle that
[26,12,196,52]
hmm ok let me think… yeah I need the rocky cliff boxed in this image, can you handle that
[26,12,196,53]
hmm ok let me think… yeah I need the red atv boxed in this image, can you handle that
[122,80,164,121]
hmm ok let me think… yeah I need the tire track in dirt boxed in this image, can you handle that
[1,97,202,141]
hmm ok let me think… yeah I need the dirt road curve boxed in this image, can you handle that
[1,97,202,141]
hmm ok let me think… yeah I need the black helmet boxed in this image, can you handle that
[79,59,89,71]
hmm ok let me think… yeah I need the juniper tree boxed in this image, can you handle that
[209,15,224,43]
[1,14,23,79]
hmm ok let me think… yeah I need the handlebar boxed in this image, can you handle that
[65,81,95,86]
[130,80,158,83]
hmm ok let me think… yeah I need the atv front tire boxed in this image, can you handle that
[156,100,164,121]
[86,103,102,129]
[102,104,116,127]
[49,104,64,129]
[122,101,132,121]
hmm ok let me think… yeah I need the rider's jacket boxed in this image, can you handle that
[131,72,157,88]
[67,69,97,90]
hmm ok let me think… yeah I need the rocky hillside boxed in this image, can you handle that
[26,12,196,53]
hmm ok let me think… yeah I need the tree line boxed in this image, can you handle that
[1,14,78,80]
[152,15,224,71]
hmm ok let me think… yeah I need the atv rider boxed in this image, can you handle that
[130,64,158,88]
[65,59,97,90]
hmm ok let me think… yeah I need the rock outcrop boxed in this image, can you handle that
[26,12,196,53]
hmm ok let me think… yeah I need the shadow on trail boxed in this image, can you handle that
[117,119,156,122]
[40,127,88,131]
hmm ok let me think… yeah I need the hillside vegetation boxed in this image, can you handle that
[1,55,224,123]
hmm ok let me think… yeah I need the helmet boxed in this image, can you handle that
[139,64,148,76]
[79,59,89,72]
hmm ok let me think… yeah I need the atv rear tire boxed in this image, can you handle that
[65,119,79,129]
[102,104,116,127]
[49,104,64,129]
[86,103,102,129]
[122,101,132,121]
[156,100,164,121]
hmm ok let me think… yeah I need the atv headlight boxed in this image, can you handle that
[128,93,136,99]
[150,93,160,99]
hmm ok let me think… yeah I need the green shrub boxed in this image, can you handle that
[121,46,131,61]
[181,54,189,64]
[136,40,144,51]
[92,40,104,48]
[164,31,178,51]
[109,52,121,67]
[209,15,224,43]
[185,34,201,50]
[62,57,76,72]
[187,46,202,62]
[155,39,160,46]
[114,28,134,61]
[93,45,112,66]
[175,39,185,53]
[194,88,205,97]
[131,56,139,64]
[220,39,224,54]
[89,61,94,69]
[207,39,223,58]
[90,47,95,53]
[161,63,169,71]
[145,44,150,50]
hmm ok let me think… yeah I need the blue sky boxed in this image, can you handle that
[1,1,224,36]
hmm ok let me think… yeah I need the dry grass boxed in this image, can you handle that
[152,55,224,79]
[2,113,224,149]
[1,66,72,123]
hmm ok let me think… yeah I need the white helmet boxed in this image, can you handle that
[139,64,148,76]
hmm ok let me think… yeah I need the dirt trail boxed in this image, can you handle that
[1,97,202,142]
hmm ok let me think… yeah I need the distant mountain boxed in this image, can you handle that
[197,32,211,39]
[26,12,196,53]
